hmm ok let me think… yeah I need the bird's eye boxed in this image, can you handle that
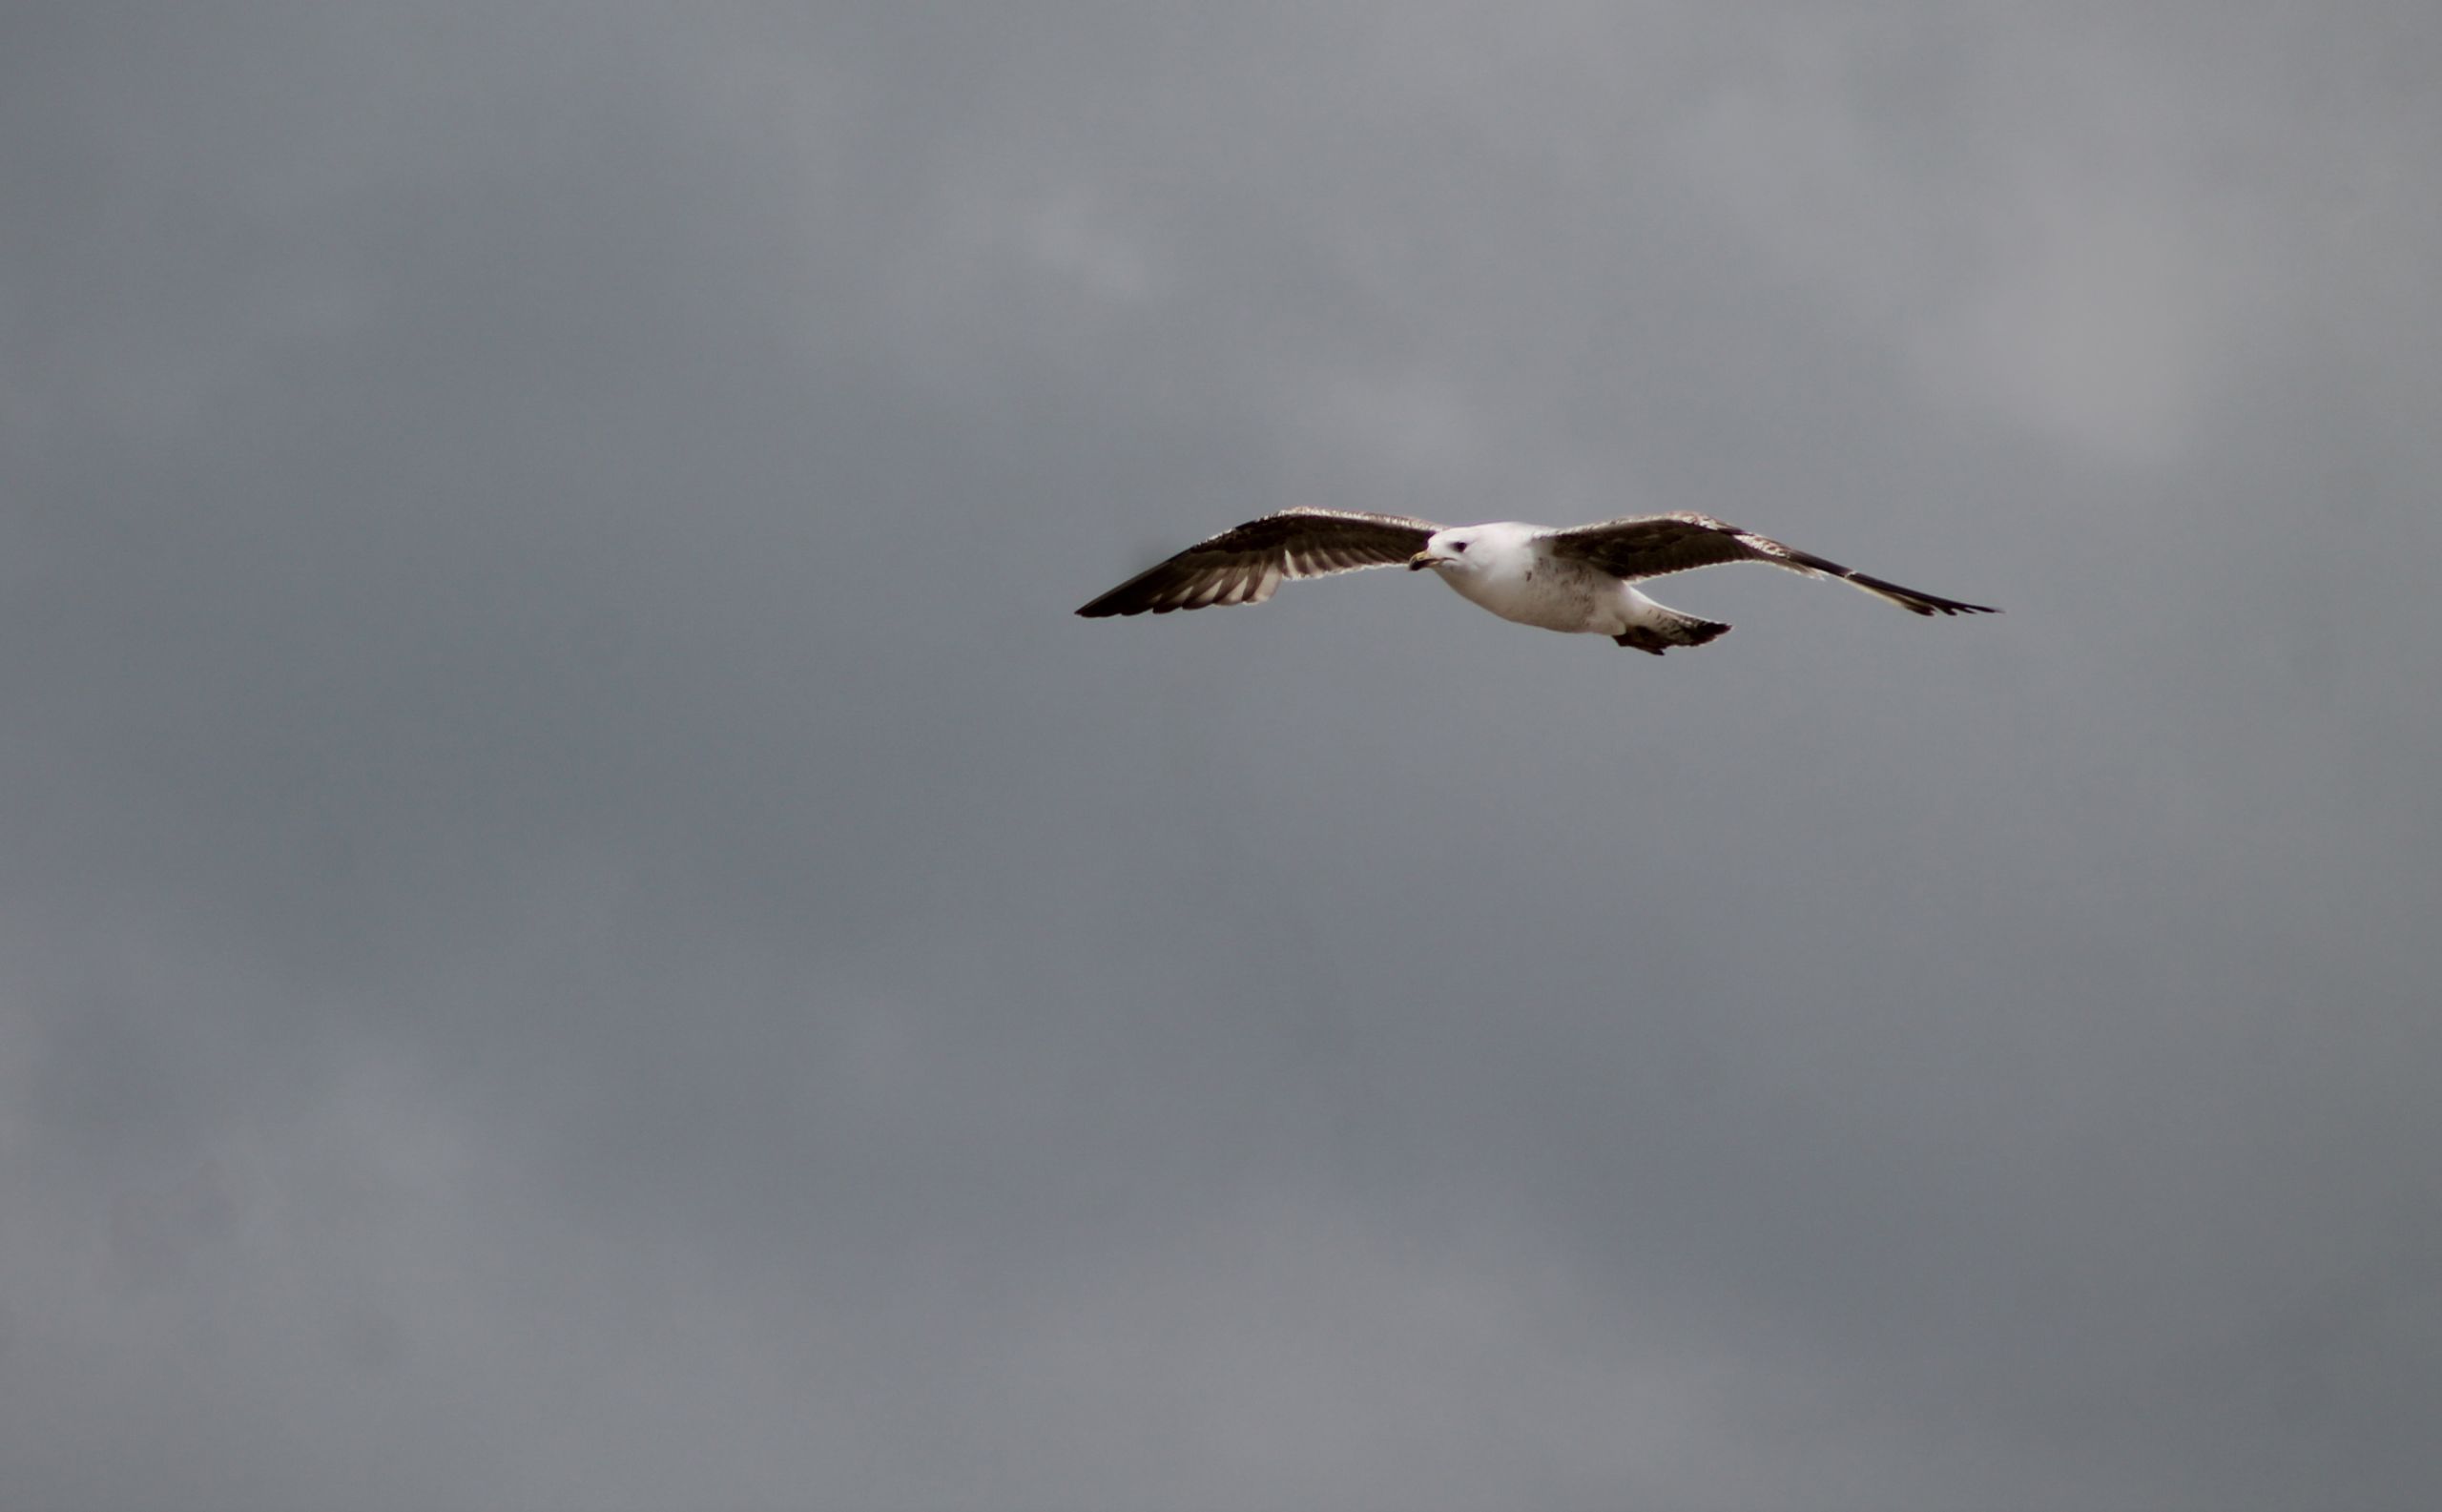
[1452,541,1468,552]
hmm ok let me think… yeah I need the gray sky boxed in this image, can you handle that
[4,5,2438,1508]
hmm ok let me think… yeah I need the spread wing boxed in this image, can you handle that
[1076,507,1443,617]
[1542,512,1997,617]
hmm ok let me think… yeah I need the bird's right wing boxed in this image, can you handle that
[1543,512,1997,616]
[1076,507,1442,617]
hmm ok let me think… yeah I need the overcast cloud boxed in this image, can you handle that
[3,5,2438,1508]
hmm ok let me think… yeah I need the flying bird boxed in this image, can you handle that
[1076,508,1996,653]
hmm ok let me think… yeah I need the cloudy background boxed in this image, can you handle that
[4,5,2438,1508]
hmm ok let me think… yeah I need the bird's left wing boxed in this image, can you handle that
[1542,512,1997,616]
[1076,507,1442,617]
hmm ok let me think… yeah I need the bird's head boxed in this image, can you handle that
[1408,529,1477,572]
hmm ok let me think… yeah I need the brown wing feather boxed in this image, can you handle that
[1076,507,1442,617]
[1542,512,1997,617]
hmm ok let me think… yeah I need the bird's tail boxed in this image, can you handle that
[1613,610,1731,655]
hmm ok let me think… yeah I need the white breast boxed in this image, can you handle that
[1434,528,1615,633]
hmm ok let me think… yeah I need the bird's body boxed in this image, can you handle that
[1076,507,1994,653]
[1416,520,1711,645]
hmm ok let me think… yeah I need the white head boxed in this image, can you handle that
[1408,527,1485,575]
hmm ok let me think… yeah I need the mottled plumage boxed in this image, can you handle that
[1073,508,1439,617]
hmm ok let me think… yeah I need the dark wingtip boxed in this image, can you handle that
[1905,596,1999,617]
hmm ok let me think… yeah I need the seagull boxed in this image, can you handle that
[1076,507,1996,653]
